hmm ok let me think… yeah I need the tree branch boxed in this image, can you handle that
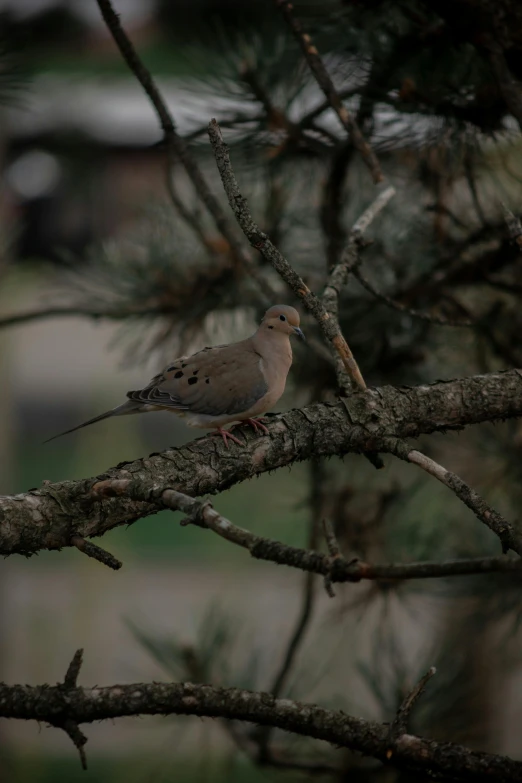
[3,369,522,558]
[384,440,522,554]
[2,676,522,781]
[322,185,396,323]
[0,305,178,329]
[353,267,474,327]
[484,39,522,130]
[92,478,522,579]
[95,0,272,297]
[53,649,88,769]
[503,204,522,251]
[388,667,437,743]
[7,467,522,580]
[257,460,325,759]
[266,465,323,699]
[70,535,122,570]
[207,118,367,390]
[273,0,383,183]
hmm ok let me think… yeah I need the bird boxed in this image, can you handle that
[46,304,305,448]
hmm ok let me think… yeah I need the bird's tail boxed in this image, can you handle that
[44,400,142,443]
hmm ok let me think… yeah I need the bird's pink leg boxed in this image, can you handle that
[209,427,244,448]
[244,417,270,435]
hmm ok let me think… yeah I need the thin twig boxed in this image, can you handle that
[299,88,359,128]
[257,461,325,758]
[239,65,333,156]
[322,518,342,597]
[274,0,383,183]
[322,185,396,322]
[388,667,437,743]
[322,518,341,559]
[91,478,522,578]
[207,118,367,390]
[320,141,354,269]
[64,649,84,689]
[70,535,122,571]
[353,268,473,327]
[267,570,316,696]
[57,649,88,770]
[0,305,178,329]
[321,183,395,448]
[502,204,522,251]
[164,155,217,257]
[319,64,378,270]
[464,153,487,227]
[383,440,522,555]
[95,0,274,303]
[484,40,522,130]
[240,63,321,154]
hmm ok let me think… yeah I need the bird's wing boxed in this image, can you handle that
[126,340,268,418]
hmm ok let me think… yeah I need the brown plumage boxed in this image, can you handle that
[46,305,304,447]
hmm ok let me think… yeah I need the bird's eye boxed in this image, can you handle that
[279,314,286,321]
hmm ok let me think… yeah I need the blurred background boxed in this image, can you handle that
[1,0,522,780]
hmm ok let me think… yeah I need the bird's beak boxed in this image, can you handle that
[293,326,306,341]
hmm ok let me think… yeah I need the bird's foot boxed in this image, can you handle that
[210,427,244,448]
[244,417,270,435]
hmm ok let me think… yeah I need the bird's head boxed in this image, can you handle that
[261,305,305,340]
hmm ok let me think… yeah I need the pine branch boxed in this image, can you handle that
[3,369,522,560]
[0,305,180,329]
[273,0,383,183]
[2,675,522,781]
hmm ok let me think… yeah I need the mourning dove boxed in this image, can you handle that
[46,305,304,447]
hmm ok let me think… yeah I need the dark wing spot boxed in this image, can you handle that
[174,371,183,379]
[166,365,178,372]
[193,369,199,375]
[181,363,187,368]
[188,377,198,385]
[205,378,210,384]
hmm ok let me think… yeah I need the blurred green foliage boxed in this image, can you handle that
[4,754,273,783]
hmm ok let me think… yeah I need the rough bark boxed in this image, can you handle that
[1,680,521,782]
[1,369,522,558]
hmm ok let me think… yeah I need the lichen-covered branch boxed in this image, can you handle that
[1,369,522,559]
[1,677,521,781]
